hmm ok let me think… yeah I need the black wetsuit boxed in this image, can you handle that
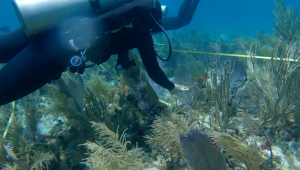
[110,21,175,90]
[0,0,200,106]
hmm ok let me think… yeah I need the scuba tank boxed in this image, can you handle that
[161,5,168,16]
[12,0,135,37]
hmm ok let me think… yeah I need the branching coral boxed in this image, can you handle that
[144,112,199,163]
[272,0,300,42]
[245,39,300,125]
[208,60,236,132]
[81,122,143,170]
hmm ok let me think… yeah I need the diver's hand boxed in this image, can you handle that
[170,84,183,95]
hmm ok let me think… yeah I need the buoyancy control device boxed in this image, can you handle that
[12,0,168,37]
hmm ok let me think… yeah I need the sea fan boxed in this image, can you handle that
[57,75,84,112]
[180,129,227,170]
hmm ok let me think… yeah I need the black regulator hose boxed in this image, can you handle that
[150,13,172,61]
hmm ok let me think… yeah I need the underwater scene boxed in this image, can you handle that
[0,0,300,169]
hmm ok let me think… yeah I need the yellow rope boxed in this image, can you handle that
[99,64,120,80]
[155,49,300,62]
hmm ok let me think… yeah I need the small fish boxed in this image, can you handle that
[0,26,10,33]
[3,145,30,170]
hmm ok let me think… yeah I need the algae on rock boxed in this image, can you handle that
[121,50,160,107]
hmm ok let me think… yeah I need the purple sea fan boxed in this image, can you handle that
[180,129,227,170]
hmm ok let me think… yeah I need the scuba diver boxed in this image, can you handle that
[0,0,200,106]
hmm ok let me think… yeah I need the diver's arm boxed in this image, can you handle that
[136,23,175,91]
[138,45,175,91]
[0,28,30,63]
[161,0,200,31]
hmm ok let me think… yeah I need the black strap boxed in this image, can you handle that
[116,50,136,70]
[90,0,102,15]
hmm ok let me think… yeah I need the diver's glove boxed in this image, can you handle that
[170,84,183,95]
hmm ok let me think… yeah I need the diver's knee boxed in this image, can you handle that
[184,20,192,26]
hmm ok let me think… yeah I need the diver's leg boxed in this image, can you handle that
[0,32,73,106]
[161,0,192,30]
[177,0,192,20]
[162,0,201,31]
[184,0,201,25]
[0,28,30,63]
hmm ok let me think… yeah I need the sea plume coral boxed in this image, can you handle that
[29,151,55,170]
[81,122,143,170]
[144,112,199,163]
[213,132,266,169]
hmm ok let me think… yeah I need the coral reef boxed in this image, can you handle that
[2,2,300,168]
[0,92,56,170]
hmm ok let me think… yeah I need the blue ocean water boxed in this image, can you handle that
[161,0,298,37]
[0,0,20,31]
[1,0,298,37]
